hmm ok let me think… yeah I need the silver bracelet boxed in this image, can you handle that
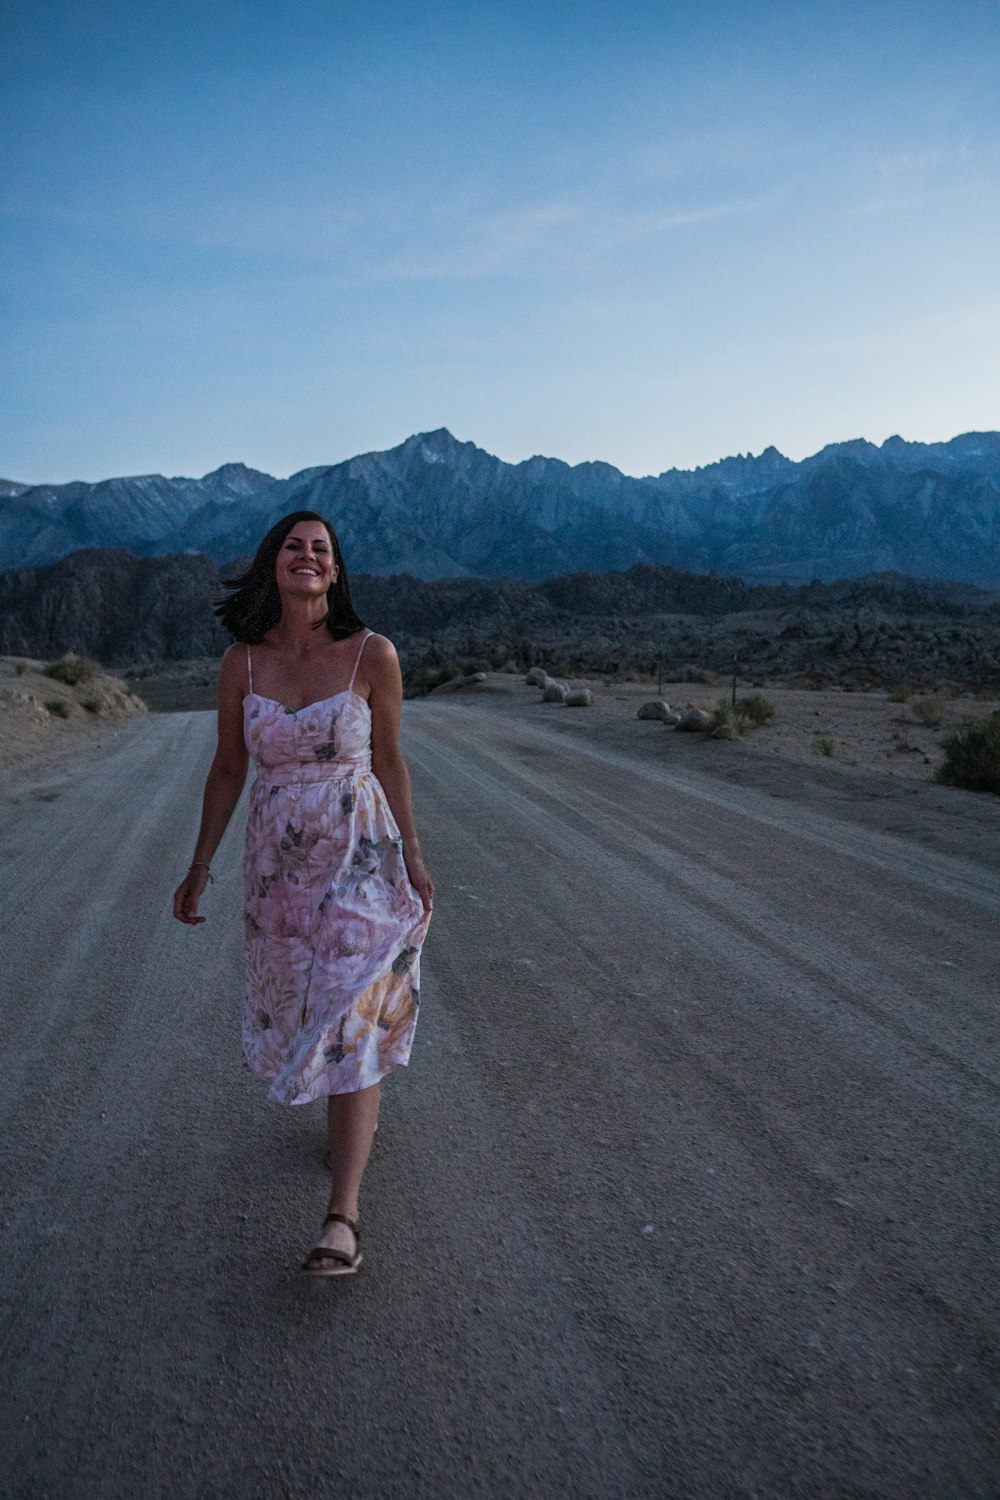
[189,861,214,883]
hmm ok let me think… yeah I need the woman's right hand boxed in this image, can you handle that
[173,866,210,925]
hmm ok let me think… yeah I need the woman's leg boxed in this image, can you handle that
[312,1081,381,1259]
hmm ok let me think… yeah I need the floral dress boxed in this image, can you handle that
[241,631,430,1104]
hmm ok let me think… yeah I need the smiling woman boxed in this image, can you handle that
[172,510,433,1279]
[213,509,368,648]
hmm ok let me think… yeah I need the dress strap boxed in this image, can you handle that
[347,630,372,693]
[246,643,254,694]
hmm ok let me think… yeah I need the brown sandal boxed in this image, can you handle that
[301,1213,362,1277]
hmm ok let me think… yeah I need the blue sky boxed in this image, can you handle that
[3,0,999,482]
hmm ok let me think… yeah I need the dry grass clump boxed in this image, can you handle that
[936,711,1000,794]
[813,734,836,757]
[912,692,948,727]
[45,653,99,686]
[44,698,72,718]
[710,695,777,739]
[738,694,776,727]
[887,682,914,703]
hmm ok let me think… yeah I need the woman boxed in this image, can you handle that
[172,510,433,1278]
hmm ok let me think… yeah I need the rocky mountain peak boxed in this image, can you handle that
[402,428,477,465]
[201,461,272,483]
[2,428,999,586]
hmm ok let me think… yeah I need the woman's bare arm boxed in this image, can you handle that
[172,644,250,925]
[366,635,434,911]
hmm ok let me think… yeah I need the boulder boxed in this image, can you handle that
[525,666,547,687]
[662,710,681,726]
[637,699,670,721]
[676,707,712,731]
[542,682,568,703]
[565,688,592,707]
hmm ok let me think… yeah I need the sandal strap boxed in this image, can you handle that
[303,1245,357,1269]
[322,1211,359,1236]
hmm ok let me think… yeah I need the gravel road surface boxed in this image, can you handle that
[2,693,998,1499]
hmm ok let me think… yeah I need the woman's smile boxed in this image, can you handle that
[278,523,337,591]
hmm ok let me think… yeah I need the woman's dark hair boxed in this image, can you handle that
[215,510,365,642]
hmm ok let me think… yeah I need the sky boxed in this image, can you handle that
[2,0,999,483]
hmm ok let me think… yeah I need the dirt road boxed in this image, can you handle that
[2,692,998,1499]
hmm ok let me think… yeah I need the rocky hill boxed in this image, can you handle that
[3,428,1000,585]
[2,548,997,694]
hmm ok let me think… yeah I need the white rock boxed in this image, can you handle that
[637,699,670,721]
[677,707,712,731]
[542,682,568,703]
[565,688,592,707]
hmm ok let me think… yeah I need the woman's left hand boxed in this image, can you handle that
[404,848,434,914]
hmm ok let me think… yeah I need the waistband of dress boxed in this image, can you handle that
[253,755,372,787]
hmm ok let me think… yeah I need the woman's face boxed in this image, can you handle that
[275,521,338,598]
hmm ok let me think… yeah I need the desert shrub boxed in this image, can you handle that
[738,694,776,726]
[709,701,743,737]
[936,712,1000,794]
[709,695,776,738]
[888,682,913,703]
[45,698,72,718]
[82,697,102,713]
[403,656,490,698]
[912,692,947,727]
[813,734,836,757]
[45,653,98,686]
[15,661,26,676]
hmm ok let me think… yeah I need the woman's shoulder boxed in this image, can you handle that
[219,641,250,683]
[220,641,250,667]
[357,631,400,690]
[359,630,397,662]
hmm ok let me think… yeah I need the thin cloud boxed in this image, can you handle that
[360,192,772,283]
[610,194,775,241]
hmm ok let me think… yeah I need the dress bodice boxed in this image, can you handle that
[242,630,374,784]
[243,690,373,783]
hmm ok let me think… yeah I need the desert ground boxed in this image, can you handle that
[2,671,998,1497]
[0,654,146,772]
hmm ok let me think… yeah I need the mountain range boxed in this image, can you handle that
[2,427,1000,585]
